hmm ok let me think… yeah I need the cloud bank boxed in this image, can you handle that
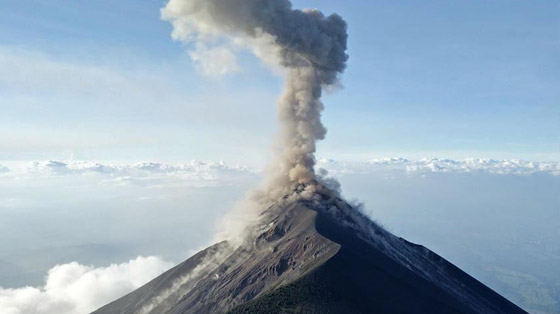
[0,160,257,188]
[0,256,172,314]
[1,157,556,180]
[317,157,560,176]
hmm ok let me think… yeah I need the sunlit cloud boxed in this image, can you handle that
[0,257,173,314]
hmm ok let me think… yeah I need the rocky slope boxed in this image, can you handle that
[93,195,527,314]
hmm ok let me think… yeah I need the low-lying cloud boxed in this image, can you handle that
[1,157,557,179]
[0,160,258,188]
[0,256,172,314]
[316,157,560,176]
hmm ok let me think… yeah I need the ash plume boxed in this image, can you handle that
[117,3,388,311]
[162,0,348,203]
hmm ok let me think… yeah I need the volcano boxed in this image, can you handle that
[92,189,527,314]
[106,1,530,312]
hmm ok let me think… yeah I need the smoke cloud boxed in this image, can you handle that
[121,2,350,309]
[162,0,348,201]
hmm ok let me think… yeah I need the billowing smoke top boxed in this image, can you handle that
[162,0,348,199]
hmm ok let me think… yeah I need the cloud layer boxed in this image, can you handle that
[1,157,557,180]
[0,160,258,188]
[0,256,172,314]
[317,157,560,176]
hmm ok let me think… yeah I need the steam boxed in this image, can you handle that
[162,0,348,201]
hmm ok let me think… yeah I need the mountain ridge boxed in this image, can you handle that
[93,195,527,314]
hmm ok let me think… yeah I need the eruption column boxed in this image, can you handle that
[162,0,348,197]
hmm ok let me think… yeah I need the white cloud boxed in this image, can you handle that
[4,158,558,182]
[0,256,173,314]
[317,157,560,176]
[5,160,258,187]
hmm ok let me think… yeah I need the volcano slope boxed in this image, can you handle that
[93,192,527,314]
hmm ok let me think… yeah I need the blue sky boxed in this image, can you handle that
[1,0,558,164]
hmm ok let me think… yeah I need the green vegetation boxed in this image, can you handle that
[226,269,361,314]
[493,267,558,313]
